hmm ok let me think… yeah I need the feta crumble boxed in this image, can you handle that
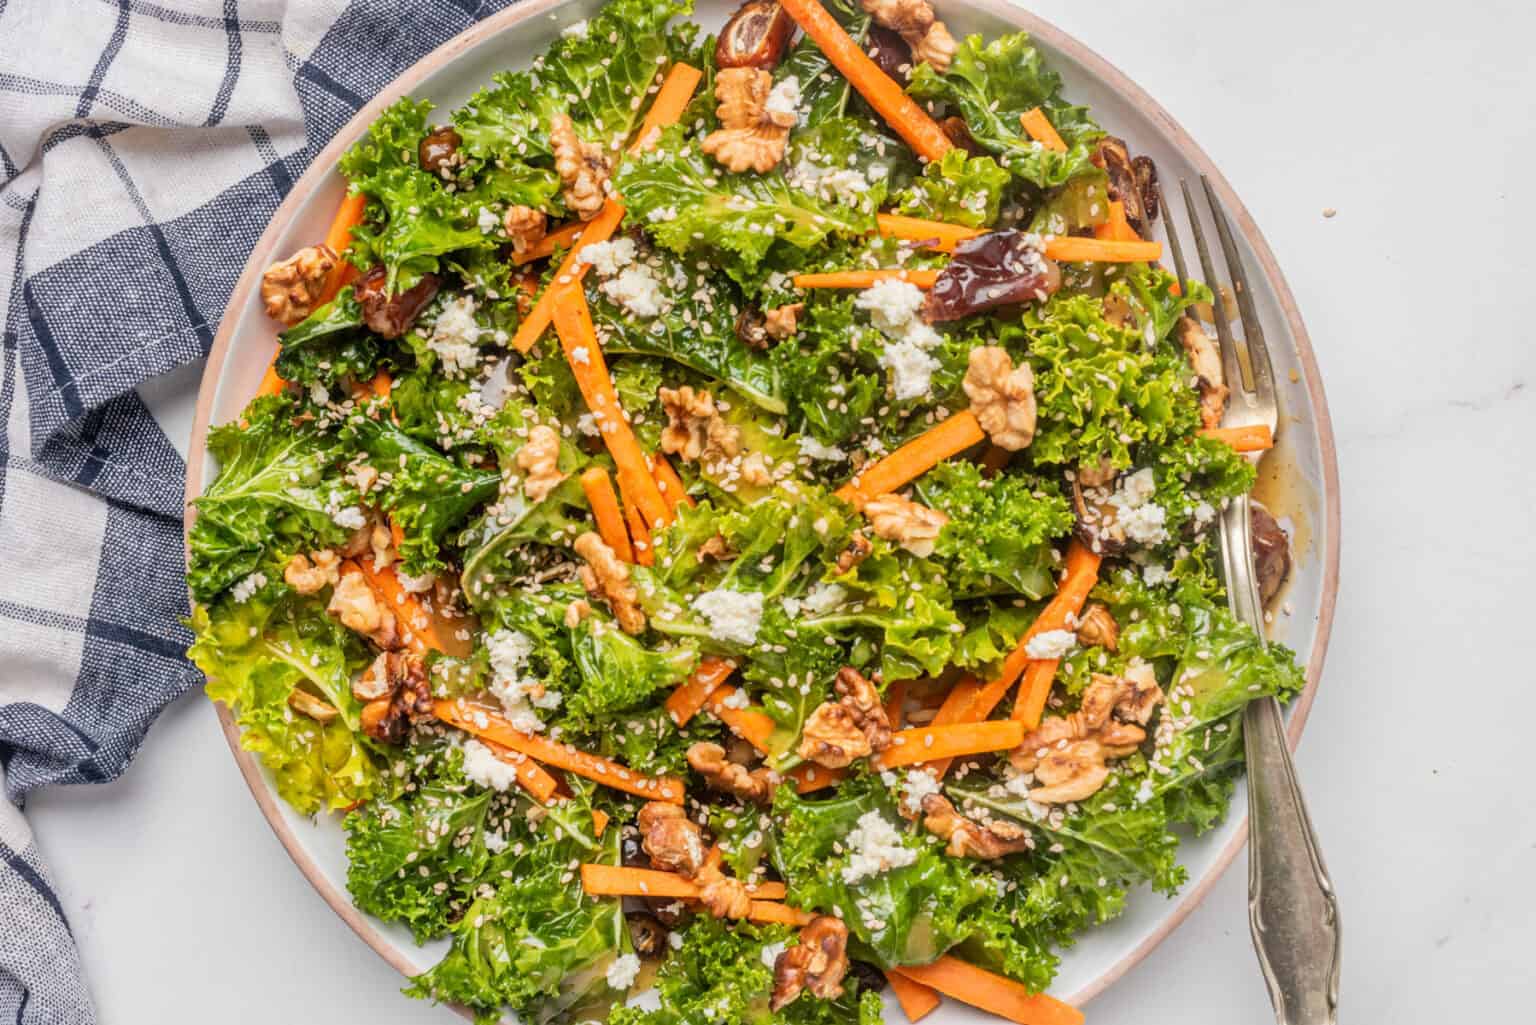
[1105,467,1169,546]
[763,75,802,122]
[797,435,847,461]
[878,338,941,401]
[719,687,751,710]
[691,588,765,646]
[800,582,848,616]
[1025,628,1077,660]
[429,295,483,377]
[461,739,523,792]
[578,237,637,276]
[899,768,941,817]
[854,279,927,335]
[841,810,918,883]
[561,18,589,38]
[231,572,267,604]
[331,506,366,531]
[606,953,641,990]
[396,569,435,594]
[476,206,500,234]
[602,265,664,318]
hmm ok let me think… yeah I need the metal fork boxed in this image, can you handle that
[1163,177,1342,1025]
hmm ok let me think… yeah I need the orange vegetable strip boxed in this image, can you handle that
[778,0,952,162]
[748,902,816,927]
[1093,199,1140,243]
[875,213,984,253]
[580,467,635,563]
[789,763,845,794]
[883,680,908,730]
[579,864,787,901]
[1018,107,1067,152]
[665,657,737,726]
[836,411,985,509]
[551,289,670,528]
[513,220,587,266]
[651,454,695,516]
[1011,659,1063,729]
[892,958,1083,1025]
[1042,236,1161,264]
[318,191,369,304]
[921,675,982,776]
[887,971,943,1022]
[621,494,656,567]
[628,62,705,156]
[344,557,434,654]
[1199,423,1274,453]
[366,369,393,399]
[872,720,1024,771]
[792,268,939,290]
[435,699,685,803]
[704,684,776,751]
[480,738,562,804]
[254,362,287,398]
[591,808,610,837]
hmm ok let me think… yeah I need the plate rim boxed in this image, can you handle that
[183,0,1342,1012]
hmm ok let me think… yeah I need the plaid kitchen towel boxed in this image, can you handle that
[0,1,520,1020]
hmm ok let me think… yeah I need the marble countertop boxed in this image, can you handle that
[26,0,1534,1021]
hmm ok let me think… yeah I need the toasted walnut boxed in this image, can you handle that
[327,569,400,649]
[659,386,744,466]
[1076,457,1118,489]
[698,534,735,562]
[797,668,892,768]
[772,916,850,1010]
[355,651,430,743]
[863,493,949,558]
[261,245,337,326]
[369,521,395,570]
[638,802,708,877]
[696,869,752,919]
[860,0,955,72]
[1075,602,1119,651]
[516,424,566,502]
[550,113,611,221]
[503,204,548,258]
[687,742,778,804]
[1028,740,1112,804]
[963,346,1037,451]
[573,532,646,634]
[835,532,872,574]
[701,67,794,173]
[1011,666,1164,803]
[920,793,1031,859]
[1176,316,1229,428]
[738,452,773,487]
[283,550,340,595]
[763,302,804,340]
[564,599,593,629]
[287,688,339,723]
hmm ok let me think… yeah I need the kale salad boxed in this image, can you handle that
[188,0,1305,1021]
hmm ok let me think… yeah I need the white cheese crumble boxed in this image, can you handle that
[854,279,927,335]
[576,412,601,437]
[1026,628,1077,660]
[231,572,267,603]
[797,435,847,461]
[841,810,918,883]
[691,588,765,646]
[461,739,523,792]
[476,206,500,234]
[646,205,678,223]
[561,18,589,38]
[396,569,435,594]
[856,279,944,399]
[577,237,637,276]
[1141,562,1173,587]
[763,75,802,121]
[878,338,941,401]
[429,295,483,377]
[483,830,508,854]
[899,768,941,817]
[719,687,751,710]
[606,953,641,990]
[800,582,848,616]
[602,265,665,318]
[331,506,366,530]
[1105,468,1168,546]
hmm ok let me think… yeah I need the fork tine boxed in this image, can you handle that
[1200,176,1275,407]
[1179,179,1245,395]
[1162,190,1192,290]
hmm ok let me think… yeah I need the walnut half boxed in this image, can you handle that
[1011,664,1164,804]
[687,742,779,804]
[863,493,949,558]
[261,244,337,326]
[963,346,1037,451]
[550,113,612,221]
[515,424,566,502]
[772,916,850,1010]
[327,568,400,650]
[920,793,1031,859]
[574,532,646,634]
[860,0,956,72]
[701,68,795,173]
[797,667,893,768]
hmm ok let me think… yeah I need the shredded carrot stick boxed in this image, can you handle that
[1011,659,1064,729]
[621,493,656,567]
[788,762,846,794]
[1093,199,1140,242]
[749,901,816,927]
[435,699,686,803]
[580,467,635,563]
[836,411,985,509]
[318,191,369,304]
[365,369,393,399]
[579,864,787,901]
[1199,423,1274,452]
[344,556,469,657]
[883,679,908,730]
[872,720,1024,771]
[792,268,940,290]
[887,971,943,1022]
[513,220,587,266]
[1042,236,1161,264]
[591,808,610,837]
[665,657,737,726]
[704,685,776,752]
[629,61,704,156]
[778,0,951,162]
[254,362,287,398]
[650,454,695,518]
[920,675,982,776]
[892,958,1083,1025]
[479,738,562,803]
[876,213,985,253]
[550,289,670,529]
[1018,107,1067,153]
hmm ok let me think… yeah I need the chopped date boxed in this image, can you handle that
[715,0,796,70]
[922,230,1062,322]
[866,24,913,84]
[355,265,441,339]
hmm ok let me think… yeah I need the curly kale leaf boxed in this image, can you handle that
[892,148,1011,228]
[273,288,381,391]
[567,616,698,726]
[779,0,869,125]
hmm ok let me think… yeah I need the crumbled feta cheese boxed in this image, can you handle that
[309,382,330,407]
[461,739,523,792]
[606,953,641,990]
[841,811,917,883]
[763,75,801,122]
[331,506,366,531]
[878,338,941,401]
[476,206,500,234]
[691,588,765,646]
[668,930,684,950]
[429,295,483,377]
[1104,467,1169,546]
[231,572,267,603]
[561,18,589,38]
[483,830,508,854]
[854,279,927,335]
[1120,468,1156,505]
[719,688,750,710]
[1192,500,1216,529]
[899,768,941,817]
[602,265,664,318]
[577,237,637,276]
[1141,562,1173,587]
[646,205,678,223]
[576,413,601,437]
[760,941,786,968]
[1026,628,1077,660]
[800,582,848,616]
[488,629,536,684]
[797,435,847,461]
[396,569,435,593]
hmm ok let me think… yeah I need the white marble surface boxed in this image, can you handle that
[24,0,1535,1021]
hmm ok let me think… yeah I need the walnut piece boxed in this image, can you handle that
[355,651,430,743]
[701,67,794,173]
[697,534,735,562]
[550,113,611,221]
[573,532,646,634]
[696,871,752,919]
[516,424,566,502]
[963,346,1037,451]
[863,493,949,558]
[920,793,1031,859]
[1176,316,1229,429]
[1075,602,1119,651]
[1076,457,1118,489]
[860,0,955,72]
[771,916,850,1011]
[835,532,872,574]
[659,386,746,468]
[763,302,804,340]
[797,667,893,768]
[638,802,709,876]
[327,569,400,650]
[503,204,548,258]
[261,245,337,326]
[287,688,339,723]
[687,741,778,804]
[1010,664,1163,803]
[283,550,339,595]
[563,599,592,629]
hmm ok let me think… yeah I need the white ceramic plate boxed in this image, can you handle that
[185,1,1341,1019]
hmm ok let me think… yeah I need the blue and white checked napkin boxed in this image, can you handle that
[0,2,519,1020]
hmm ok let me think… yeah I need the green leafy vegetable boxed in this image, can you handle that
[893,149,1011,228]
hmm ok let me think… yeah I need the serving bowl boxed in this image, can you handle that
[185,0,1341,1017]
